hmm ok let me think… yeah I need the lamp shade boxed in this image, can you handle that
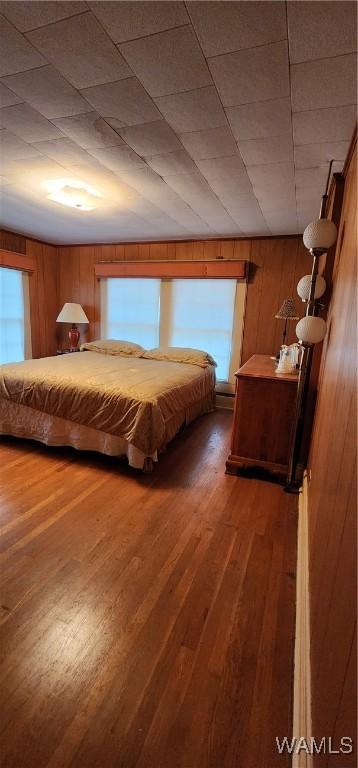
[56,302,89,324]
[297,274,326,301]
[275,297,299,320]
[303,218,337,251]
[296,315,327,344]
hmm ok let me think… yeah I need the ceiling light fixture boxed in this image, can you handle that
[44,179,103,211]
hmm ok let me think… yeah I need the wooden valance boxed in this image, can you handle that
[0,249,36,272]
[95,259,248,280]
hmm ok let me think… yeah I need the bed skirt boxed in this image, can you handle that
[0,394,215,470]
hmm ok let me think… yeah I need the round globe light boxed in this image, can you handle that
[296,316,327,344]
[297,274,326,301]
[303,219,337,251]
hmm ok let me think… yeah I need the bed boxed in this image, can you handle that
[0,341,216,470]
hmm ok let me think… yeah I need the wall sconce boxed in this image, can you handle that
[296,315,327,345]
[287,160,338,490]
[297,274,326,302]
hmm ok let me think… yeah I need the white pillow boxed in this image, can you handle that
[80,339,144,357]
[142,346,217,368]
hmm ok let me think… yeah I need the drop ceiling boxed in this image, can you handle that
[0,0,356,244]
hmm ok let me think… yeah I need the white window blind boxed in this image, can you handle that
[165,279,237,382]
[0,267,31,365]
[102,278,160,349]
[101,276,246,389]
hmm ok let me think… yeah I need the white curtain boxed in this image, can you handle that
[0,267,32,365]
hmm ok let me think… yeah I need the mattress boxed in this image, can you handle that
[0,352,216,467]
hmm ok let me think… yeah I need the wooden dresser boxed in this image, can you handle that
[226,354,299,479]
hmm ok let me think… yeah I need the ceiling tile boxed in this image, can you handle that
[294,142,350,170]
[2,65,89,119]
[293,105,356,145]
[209,41,290,107]
[89,1,188,43]
[254,177,296,200]
[257,187,296,209]
[188,0,286,57]
[32,137,97,165]
[215,193,267,231]
[295,166,342,193]
[52,112,124,149]
[163,171,229,218]
[196,155,246,181]
[0,103,64,142]
[0,15,46,77]
[288,1,357,64]
[0,128,42,160]
[291,54,357,112]
[209,174,253,198]
[222,201,269,233]
[155,86,226,133]
[0,81,22,107]
[3,155,71,180]
[116,166,215,233]
[238,134,293,166]
[0,1,87,32]
[87,145,147,172]
[119,26,211,98]
[226,98,291,141]
[118,120,182,157]
[178,125,238,160]
[147,150,197,176]
[247,162,295,190]
[27,12,132,89]
[81,78,161,127]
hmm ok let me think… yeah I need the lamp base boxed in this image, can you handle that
[68,325,80,351]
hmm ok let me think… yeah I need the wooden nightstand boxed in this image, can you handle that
[226,354,299,479]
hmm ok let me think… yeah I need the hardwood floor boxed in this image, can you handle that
[0,411,298,768]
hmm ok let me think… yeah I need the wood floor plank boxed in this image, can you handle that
[0,412,298,768]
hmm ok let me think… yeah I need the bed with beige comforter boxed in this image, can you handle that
[0,350,215,469]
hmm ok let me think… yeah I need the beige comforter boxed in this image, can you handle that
[0,352,215,455]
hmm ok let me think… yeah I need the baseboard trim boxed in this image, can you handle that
[216,394,234,410]
[293,472,312,768]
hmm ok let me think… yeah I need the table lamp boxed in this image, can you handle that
[56,302,89,350]
[275,297,299,358]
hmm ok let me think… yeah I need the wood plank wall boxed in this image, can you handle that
[0,226,313,367]
[56,236,312,358]
[0,229,58,358]
[307,140,357,765]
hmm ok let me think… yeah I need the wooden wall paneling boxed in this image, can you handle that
[0,228,26,254]
[219,240,235,259]
[234,240,252,260]
[307,139,357,765]
[240,241,266,362]
[240,238,311,363]
[332,625,357,763]
[25,239,58,358]
[148,243,168,260]
[202,240,219,260]
[3,234,310,361]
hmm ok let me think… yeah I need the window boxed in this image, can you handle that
[101,277,246,388]
[102,278,160,349]
[0,267,31,365]
[165,279,236,382]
